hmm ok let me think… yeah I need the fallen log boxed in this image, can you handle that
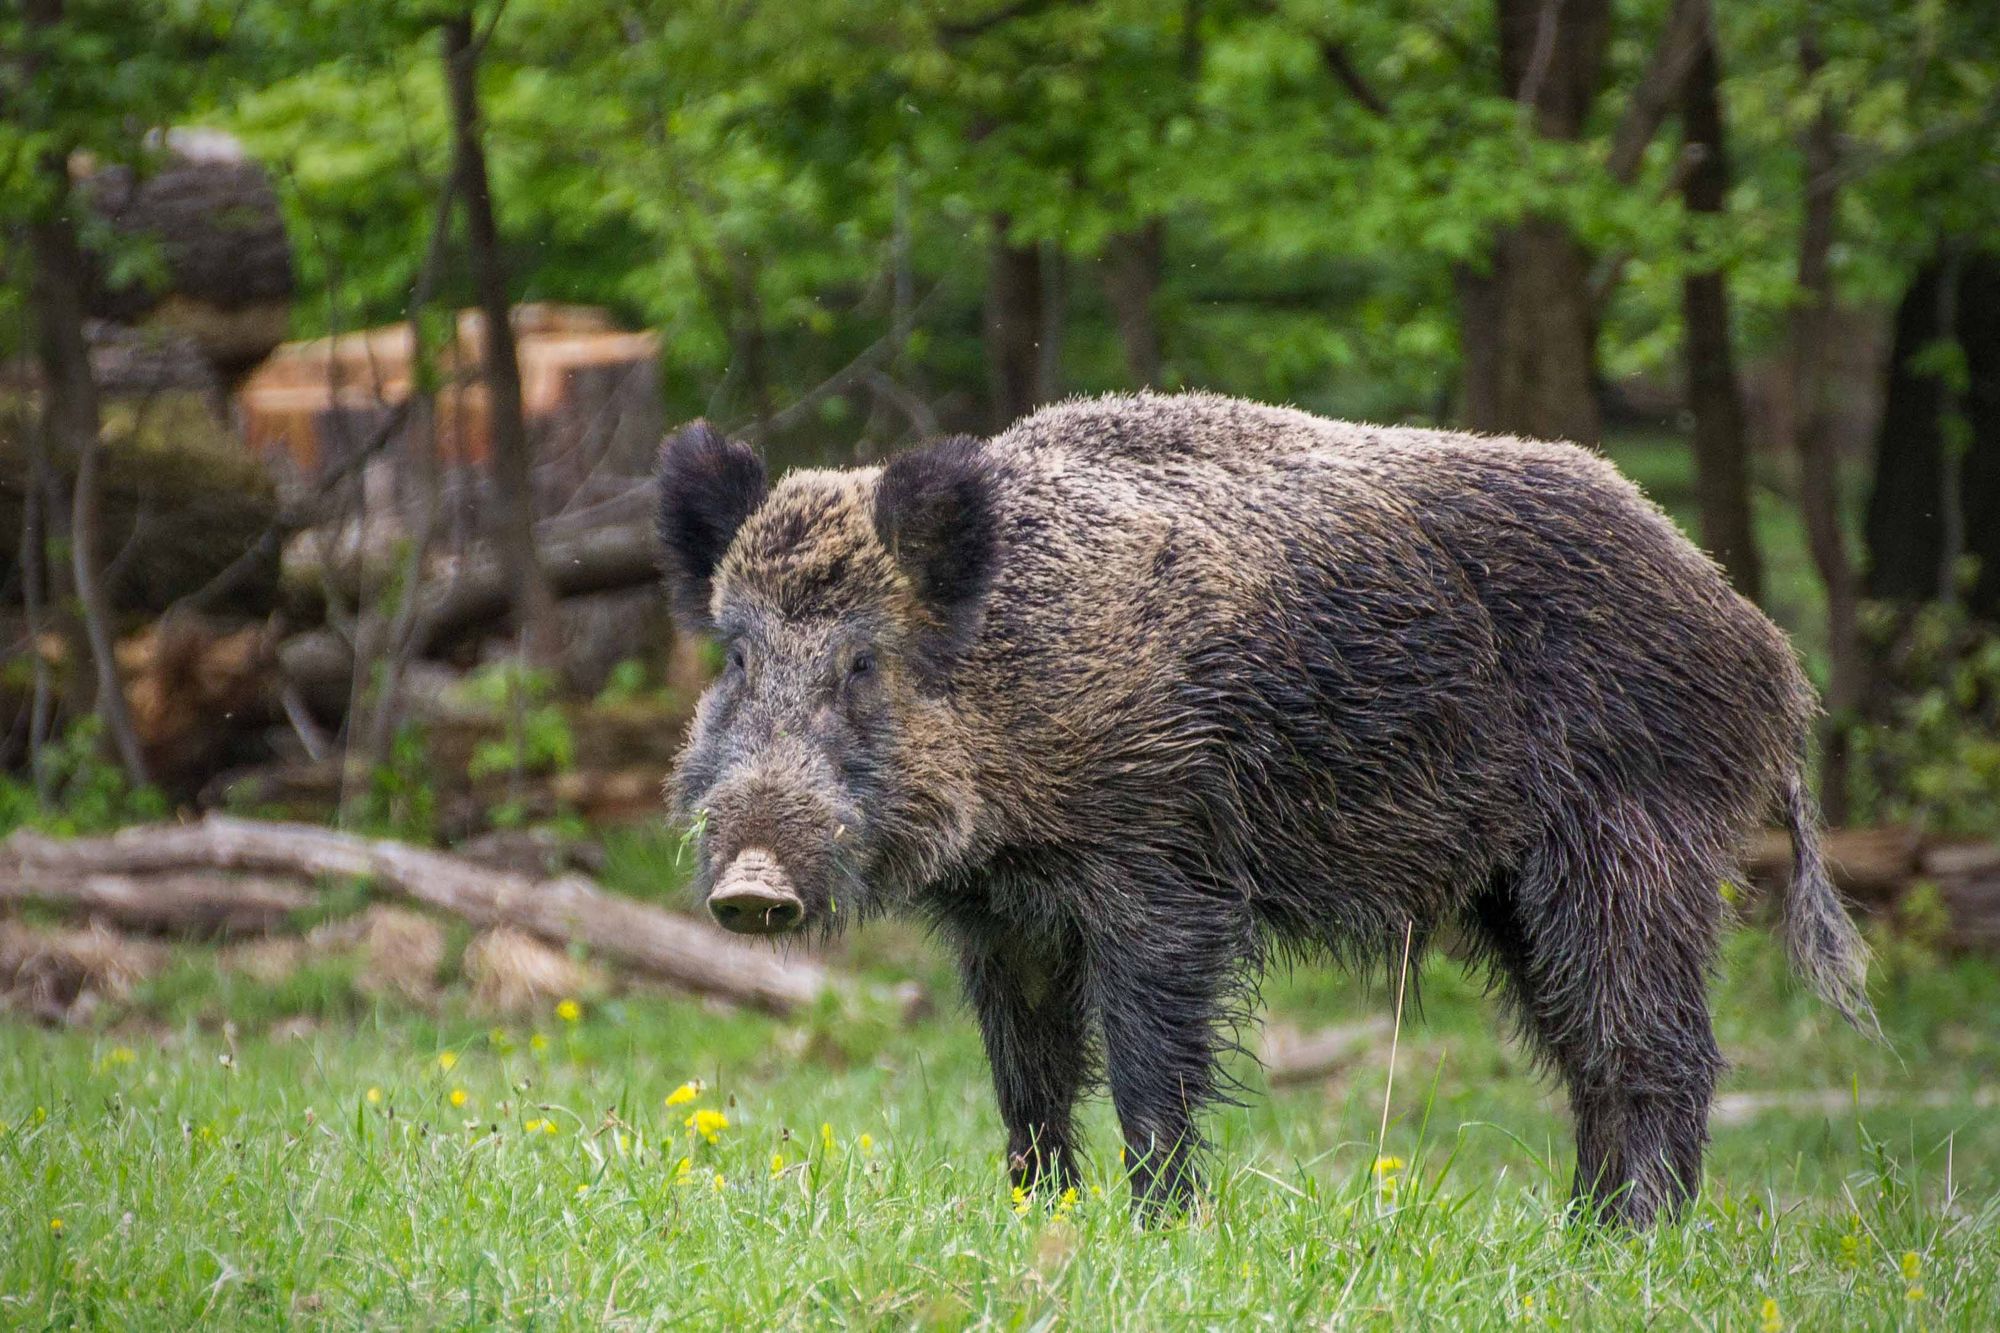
[1745,826,2000,952]
[1712,1086,2000,1127]
[1261,1017,1393,1087]
[5,814,824,1013]
[0,867,309,936]
[281,521,660,716]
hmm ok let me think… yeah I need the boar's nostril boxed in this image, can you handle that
[707,849,805,936]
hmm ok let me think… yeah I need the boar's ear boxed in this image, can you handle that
[874,435,998,676]
[656,420,767,631]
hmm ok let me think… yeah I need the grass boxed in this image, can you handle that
[4,919,1997,1328]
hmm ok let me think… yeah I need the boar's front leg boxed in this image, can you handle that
[957,928,1093,1195]
[1090,884,1248,1217]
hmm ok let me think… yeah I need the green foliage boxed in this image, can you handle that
[348,722,438,843]
[457,663,576,784]
[0,717,169,838]
[1849,598,2000,836]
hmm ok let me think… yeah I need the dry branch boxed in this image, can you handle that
[5,815,826,1013]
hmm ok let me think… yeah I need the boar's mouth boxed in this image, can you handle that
[706,848,806,935]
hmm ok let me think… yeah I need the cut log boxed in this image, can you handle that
[1261,1017,1393,1087]
[0,867,309,936]
[1744,825,2000,951]
[5,814,825,1013]
[280,520,661,716]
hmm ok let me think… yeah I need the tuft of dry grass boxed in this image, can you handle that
[462,926,598,1015]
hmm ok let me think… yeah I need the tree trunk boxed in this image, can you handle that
[1465,0,1612,446]
[1789,35,1865,822]
[1867,253,2000,621]
[984,218,1046,429]
[1491,221,1602,444]
[442,10,560,664]
[27,134,150,787]
[1865,259,1953,605]
[1678,27,1764,602]
[1103,222,1165,387]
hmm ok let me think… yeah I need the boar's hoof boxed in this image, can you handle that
[707,849,805,935]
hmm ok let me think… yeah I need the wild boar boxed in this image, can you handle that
[656,391,1872,1226]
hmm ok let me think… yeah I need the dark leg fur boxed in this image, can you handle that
[1088,893,1249,1216]
[1471,801,1726,1227]
[958,932,1093,1194]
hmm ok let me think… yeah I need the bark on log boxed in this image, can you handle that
[1744,825,2000,951]
[5,815,826,1012]
[280,520,661,715]
[0,866,309,936]
[1261,1017,1393,1087]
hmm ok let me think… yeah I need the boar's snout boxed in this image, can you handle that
[707,848,806,935]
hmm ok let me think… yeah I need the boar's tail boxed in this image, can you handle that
[1777,772,1880,1036]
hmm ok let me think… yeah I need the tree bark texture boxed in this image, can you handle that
[443,11,561,663]
[1678,24,1764,603]
[5,816,831,1012]
[1867,254,2000,620]
[1789,35,1865,822]
[1463,0,1612,446]
[27,131,151,787]
[984,218,1047,429]
[1102,222,1165,388]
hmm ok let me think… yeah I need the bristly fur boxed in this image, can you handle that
[655,420,768,629]
[658,390,1875,1228]
[874,435,1000,679]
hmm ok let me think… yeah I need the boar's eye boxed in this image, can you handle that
[725,641,749,674]
[848,649,876,680]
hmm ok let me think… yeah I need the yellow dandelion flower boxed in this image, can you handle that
[1011,1185,1030,1216]
[1906,1285,1926,1303]
[555,998,582,1024]
[1759,1296,1782,1332]
[617,1132,631,1152]
[1373,1155,1405,1175]
[1901,1251,1922,1282]
[449,1088,469,1109]
[675,1155,693,1182]
[821,1122,835,1151]
[437,1051,458,1073]
[685,1108,729,1143]
[770,1152,785,1178]
[1089,1184,1103,1198]
[49,1218,64,1236]
[665,1081,704,1107]
[575,1184,589,1198]
[365,1087,383,1105]
[524,1118,544,1133]
[859,1133,874,1153]
[529,1034,549,1054]
[542,1119,559,1136]
[1056,1187,1079,1217]
[712,1172,726,1192]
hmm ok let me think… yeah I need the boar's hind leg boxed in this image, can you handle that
[1472,805,1726,1228]
[959,933,1094,1194]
